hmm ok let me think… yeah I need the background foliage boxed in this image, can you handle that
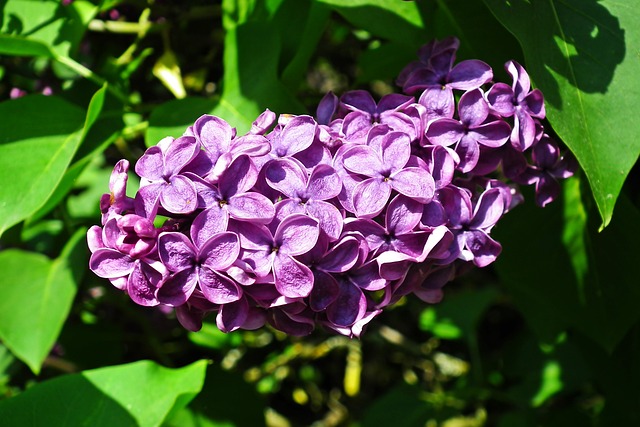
[0,0,639,425]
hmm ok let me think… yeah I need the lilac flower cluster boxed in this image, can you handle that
[88,37,575,337]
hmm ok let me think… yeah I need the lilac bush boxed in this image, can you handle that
[88,38,575,337]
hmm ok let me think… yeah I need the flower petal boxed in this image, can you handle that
[391,167,435,203]
[199,266,242,304]
[135,146,164,181]
[158,232,197,271]
[352,178,391,218]
[276,214,320,256]
[426,118,464,146]
[326,281,366,327]
[156,268,197,306]
[160,175,198,214]
[228,192,275,223]
[218,154,259,196]
[190,206,229,249]
[89,248,135,278]
[217,298,249,333]
[305,200,343,241]
[265,157,307,198]
[273,254,314,298]
[163,136,199,176]
[307,164,342,200]
[127,261,163,306]
[386,194,423,234]
[199,231,240,271]
[309,270,340,311]
[448,59,493,90]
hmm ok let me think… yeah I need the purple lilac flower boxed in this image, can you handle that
[87,37,576,338]
[486,60,546,151]
[265,158,343,240]
[135,136,199,217]
[234,214,320,298]
[157,231,241,306]
[426,88,511,172]
[341,131,435,217]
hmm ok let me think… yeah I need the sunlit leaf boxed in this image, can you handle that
[0,360,207,427]
[0,230,86,373]
[483,0,640,228]
[0,95,85,236]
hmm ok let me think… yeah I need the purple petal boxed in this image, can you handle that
[535,175,561,207]
[378,93,414,112]
[524,89,545,118]
[351,259,387,291]
[307,164,342,200]
[87,226,104,253]
[458,89,489,126]
[376,251,413,280]
[469,121,511,148]
[418,87,455,121]
[486,83,515,117]
[198,266,242,304]
[294,140,332,170]
[250,109,276,134]
[439,186,472,226]
[511,108,537,151]
[318,236,360,273]
[190,207,229,249]
[276,214,320,256]
[352,178,391,218]
[270,308,314,336]
[228,192,275,223]
[89,248,135,278]
[469,188,505,230]
[426,118,464,146]
[158,232,196,271]
[231,221,273,251]
[393,232,431,260]
[275,115,317,156]
[273,254,314,298]
[420,200,447,228]
[264,157,307,198]
[199,231,240,271]
[343,218,386,252]
[430,145,456,189]
[160,175,198,214]
[317,91,339,125]
[309,270,340,311]
[163,136,199,176]
[135,146,164,181]
[127,260,163,306]
[381,132,411,172]
[342,144,383,176]
[217,298,249,333]
[135,182,162,219]
[463,230,502,267]
[218,155,258,197]
[156,268,197,306]
[341,90,377,114]
[341,111,372,143]
[326,282,366,327]
[455,135,480,173]
[391,167,435,203]
[386,194,422,233]
[305,200,344,241]
[194,115,232,159]
[448,59,493,90]
[506,60,530,101]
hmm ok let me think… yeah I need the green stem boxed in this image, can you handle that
[54,55,129,104]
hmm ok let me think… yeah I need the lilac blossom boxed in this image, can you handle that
[341,131,435,217]
[486,60,546,151]
[265,158,343,240]
[234,214,320,298]
[426,89,511,172]
[157,231,241,306]
[135,136,199,217]
[87,37,576,338]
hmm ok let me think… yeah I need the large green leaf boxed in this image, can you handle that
[483,0,640,228]
[0,0,97,57]
[493,177,640,352]
[30,84,120,221]
[318,0,425,43]
[0,95,85,236]
[0,360,207,427]
[0,229,86,373]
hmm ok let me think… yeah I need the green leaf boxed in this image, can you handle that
[493,178,640,352]
[0,0,97,58]
[146,97,217,147]
[483,0,640,228]
[318,0,425,42]
[0,360,208,427]
[0,95,86,236]
[30,84,117,221]
[0,229,86,373]
[165,364,265,427]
